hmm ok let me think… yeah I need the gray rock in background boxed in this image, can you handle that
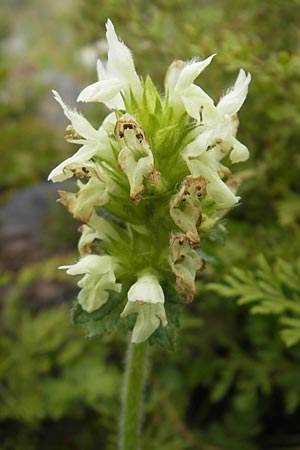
[0,181,74,271]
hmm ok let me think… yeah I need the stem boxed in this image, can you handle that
[119,338,148,450]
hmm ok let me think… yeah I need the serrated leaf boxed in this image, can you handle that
[72,290,126,337]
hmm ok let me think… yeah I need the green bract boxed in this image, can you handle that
[50,19,250,346]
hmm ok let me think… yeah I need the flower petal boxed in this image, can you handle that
[59,254,113,275]
[121,301,167,344]
[170,175,207,245]
[169,234,204,302]
[77,79,125,105]
[48,143,100,182]
[96,58,107,80]
[181,84,214,120]
[127,273,165,304]
[78,270,121,313]
[130,304,162,343]
[217,69,251,116]
[106,19,142,91]
[57,176,109,223]
[52,90,100,140]
[187,153,239,206]
[115,114,156,203]
[175,54,216,92]
[229,136,250,163]
[164,59,185,94]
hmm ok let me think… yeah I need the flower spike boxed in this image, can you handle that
[50,20,250,344]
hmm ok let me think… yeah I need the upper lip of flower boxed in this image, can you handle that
[164,54,216,119]
[48,91,117,182]
[127,272,165,304]
[217,69,251,117]
[76,19,142,108]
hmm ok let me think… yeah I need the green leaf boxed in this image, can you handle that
[207,254,300,347]
[72,290,126,337]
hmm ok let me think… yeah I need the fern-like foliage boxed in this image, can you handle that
[207,254,300,346]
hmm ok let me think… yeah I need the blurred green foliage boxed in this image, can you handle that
[208,254,300,347]
[0,259,121,450]
[1,0,300,449]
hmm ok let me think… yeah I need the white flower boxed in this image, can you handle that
[114,114,158,203]
[187,69,251,163]
[60,255,121,313]
[48,91,116,182]
[217,69,251,118]
[127,273,165,304]
[121,273,167,343]
[185,151,240,207]
[184,69,251,206]
[57,175,110,223]
[165,55,215,119]
[77,19,142,109]
[78,213,124,256]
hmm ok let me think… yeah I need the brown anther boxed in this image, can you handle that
[136,133,143,143]
[123,123,134,130]
[199,106,204,122]
[207,144,216,151]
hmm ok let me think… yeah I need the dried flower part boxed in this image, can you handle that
[78,221,106,256]
[78,212,125,256]
[64,125,82,141]
[115,114,158,203]
[170,176,207,245]
[78,224,98,256]
[58,177,109,223]
[169,234,205,303]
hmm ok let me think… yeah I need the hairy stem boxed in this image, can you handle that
[119,339,148,450]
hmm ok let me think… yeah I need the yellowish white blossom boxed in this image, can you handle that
[50,19,251,344]
[77,19,142,109]
[60,255,121,313]
[165,55,215,119]
[48,91,116,182]
[114,114,159,204]
[121,273,167,343]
